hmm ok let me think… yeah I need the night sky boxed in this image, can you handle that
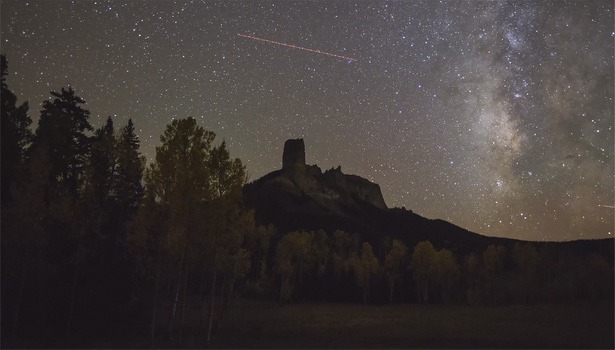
[1,1,613,241]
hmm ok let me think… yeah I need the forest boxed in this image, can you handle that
[1,54,613,348]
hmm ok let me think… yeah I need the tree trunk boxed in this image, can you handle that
[279,274,286,303]
[11,264,27,345]
[206,267,217,346]
[66,262,80,340]
[170,250,186,342]
[214,272,227,329]
[198,273,208,331]
[389,281,394,304]
[178,257,190,345]
[215,275,235,332]
[256,250,262,281]
[299,262,303,285]
[199,268,206,294]
[149,253,162,348]
[166,262,173,295]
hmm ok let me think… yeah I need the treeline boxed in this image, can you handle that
[1,55,148,347]
[1,54,254,347]
[240,230,613,307]
[1,54,613,348]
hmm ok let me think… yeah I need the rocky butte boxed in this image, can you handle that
[244,138,493,250]
[245,138,403,234]
[244,138,390,233]
[243,139,614,257]
[280,138,387,209]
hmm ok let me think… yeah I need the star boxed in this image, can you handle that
[1,0,612,241]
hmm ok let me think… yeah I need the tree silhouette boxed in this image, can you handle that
[144,117,216,344]
[1,54,32,206]
[384,239,407,303]
[83,117,116,239]
[114,119,145,210]
[586,253,612,299]
[275,231,313,302]
[89,117,116,198]
[433,248,459,303]
[512,242,538,303]
[136,117,246,346]
[25,87,95,340]
[311,230,330,278]
[1,145,50,345]
[332,230,360,278]
[111,118,145,252]
[463,253,481,305]
[33,87,93,196]
[246,223,276,293]
[352,242,380,303]
[411,241,437,304]
[482,244,507,304]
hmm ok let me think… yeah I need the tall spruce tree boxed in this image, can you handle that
[1,54,32,206]
[87,117,116,209]
[33,86,92,196]
[114,118,145,215]
[28,87,93,340]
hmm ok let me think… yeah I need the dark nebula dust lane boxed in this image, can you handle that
[1,0,612,240]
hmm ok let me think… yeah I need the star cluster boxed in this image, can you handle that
[2,0,613,240]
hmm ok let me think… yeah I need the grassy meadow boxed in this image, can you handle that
[210,300,614,349]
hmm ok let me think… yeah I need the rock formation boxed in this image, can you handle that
[246,138,387,215]
[282,138,306,170]
[243,138,521,254]
[322,166,387,210]
[243,139,614,260]
[281,138,388,210]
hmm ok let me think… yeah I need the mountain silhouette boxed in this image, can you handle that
[244,139,613,256]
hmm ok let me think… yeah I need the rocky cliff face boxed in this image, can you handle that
[277,138,387,210]
[243,139,518,253]
[322,166,387,210]
[243,139,388,234]
[282,139,306,171]
[243,139,614,257]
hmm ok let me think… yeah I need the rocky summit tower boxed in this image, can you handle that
[282,138,306,170]
[260,138,389,210]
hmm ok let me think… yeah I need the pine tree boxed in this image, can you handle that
[28,87,93,340]
[32,86,93,196]
[114,118,145,214]
[87,117,116,208]
[1,54,32,206]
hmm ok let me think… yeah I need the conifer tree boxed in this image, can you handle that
[87,117,116,209]
[32,86,93,196]
[1,54,32,206]
[114,118,145,214]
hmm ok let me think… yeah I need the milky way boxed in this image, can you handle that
[1,1,613,240]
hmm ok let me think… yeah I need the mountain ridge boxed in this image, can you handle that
[243,139,613,257]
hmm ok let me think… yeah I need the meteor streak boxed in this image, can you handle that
[238,34,357,62]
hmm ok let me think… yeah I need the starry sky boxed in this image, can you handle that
[1,0,613,241]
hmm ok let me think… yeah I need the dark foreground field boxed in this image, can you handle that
[210,300,614,349]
